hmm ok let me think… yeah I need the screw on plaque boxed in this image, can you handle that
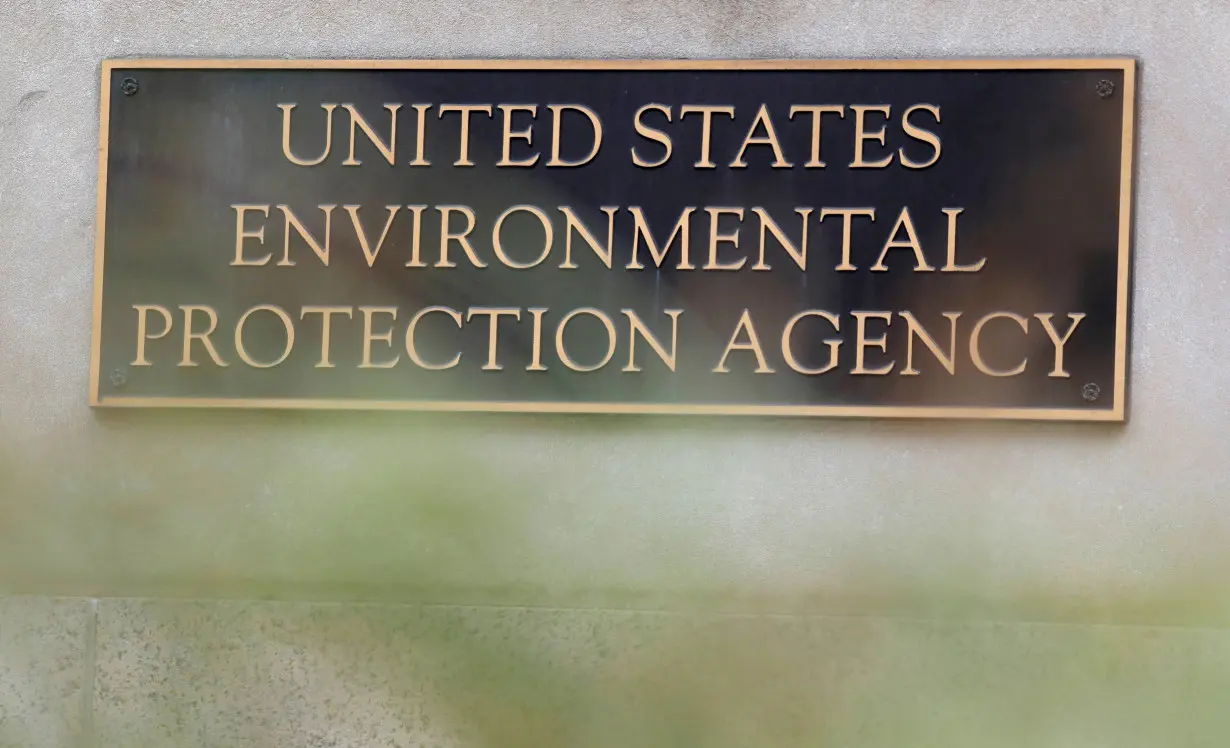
[1081,382,1101,402]
[109,368,128,388]
[120,77,139,96]
[1095,79,1115,99]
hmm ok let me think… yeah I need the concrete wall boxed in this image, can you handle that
[3,0,1230,744]
[7,596,1230,747]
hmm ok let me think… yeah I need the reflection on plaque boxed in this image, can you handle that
[91,58,1136,420]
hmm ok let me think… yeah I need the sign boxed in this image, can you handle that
[90,58,1136,420]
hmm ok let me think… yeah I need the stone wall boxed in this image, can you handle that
[3,0,1230,744]
[5,596,1230,747]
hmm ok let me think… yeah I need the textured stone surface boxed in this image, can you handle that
[94,597,1230,747]
[2,0,1230,623]
[0,597,91,748]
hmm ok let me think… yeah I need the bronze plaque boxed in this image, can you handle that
[91,58,1136,420]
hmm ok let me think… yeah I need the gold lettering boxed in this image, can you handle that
[679,105,735,168]
[900,104,942,169]
[751,207,812,271]
[714,309,775,373]
[235,305,295,368]
[403,205,428,268]
[556,308,618,372]
[940,208,984,272]
[818,208,875,271]
[409,104,431,166]
[870,207,935,272]
[970,312,1029,377]
[1034,313,1086,378]
[341,104,400,166]
[788,105,845,168]
[278,103,335,166]
[559,206,617,269]
[492,205,554,269]
[300,306,353,368]
[498,104,539,167]
[131,304,172,366]
[231,204,272,266]
[405,306,463,370]
[179,305,227,367]
[632,104,672,168]
[782,310,841,375]
[526,307,549,371]
[438,105,493,167]
[277,204,335,267]
[851,311,894,375]
[622,309,683,372]
[729,104,792,168]
[626,207,696,270]
[466,307,521,371]
[344,205,400,267]
[704,207,746,271]
[547,104,603,167]
[850,105,893,168]
[899,311,960,376]
[359,306,399,369]
[435,206,487,268]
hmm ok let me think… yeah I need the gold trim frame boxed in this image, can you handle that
[90,57,1137,422]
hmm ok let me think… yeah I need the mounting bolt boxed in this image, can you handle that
[1081,382,1101,402]
[1095,79,1115,99]
[109,368,128,388]
[120,77,139,96]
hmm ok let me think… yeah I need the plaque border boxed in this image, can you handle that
[89,57,1137,422]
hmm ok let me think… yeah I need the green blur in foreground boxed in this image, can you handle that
[3,410,1230,745]
[84,598,1230,747]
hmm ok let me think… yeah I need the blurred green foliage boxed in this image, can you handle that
[3,423,1230,745]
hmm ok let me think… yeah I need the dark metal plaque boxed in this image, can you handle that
[91,59,1136,420]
